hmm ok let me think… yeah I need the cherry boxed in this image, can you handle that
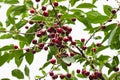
[14,45,18,49]
[38,43,44,49]
[42,6,46,11]
[32,50,36,54]
[43,11,49,17]
[35,0,40,2]
[82,69,86,75]
[60,74,65,79]
[118,23,120,27]
[36,33,42,37]
[25,26,29,29]
[47,27,55,33]
[82,46,87,50]
[49,42,54,46]
[57,28,63,33]
[49,59,56,64]
[52,74,58,79]
[66,73,71,78]
[71,41,76,45]
[101,25,106,30]
[71,18,76,22]
[66,63,71,66]
[30,9,35,14]
[57,13,62,18]
[67,27,72,33]
[39,22,44,27]
[44,46,48,51]
[49,71,54,76]
[25,48,30,52]
[29,21,34,25]
[91,48,96,52]
[81,38,85,42]
[41,30,46,35]
[58,36,63,41]
[111,9,116,14]
[70,52,75,57]
[32,39,37,44]
[63,37,69,42]
[96,43,101,47]
[114,67,119,72]
[53,1,58,7]
[85,72,90,76]
[89,75,94,79]
[50,33,55,38]
[67,35,72,41]
[76,69,80,73]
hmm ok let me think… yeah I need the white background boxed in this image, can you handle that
[0,0,119,80]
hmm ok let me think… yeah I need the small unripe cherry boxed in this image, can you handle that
[91,48,96,52]
[49,71,54,76]
[43,11,49,17]
[32,39,37,44]
[53,1,58,7]
[14,45,18,49]
[76,69,80,73]
[49,59,56,64]
[82,46,87,50]
[70,52,75,57]
[30,9,35,14]
[81,38,85,42]
[60,74,65,79]
[66,73,71,78]
[71,18,76,22]
[42,6,46,11]
[111,9,116,14]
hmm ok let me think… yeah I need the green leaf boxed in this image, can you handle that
[112,56,119,66]
[0,34,12,39]
[1,78,10,80]
[4,0,19,4]
[12,69,24,79]
[103,5,112,16]
[24,65,29,77]
[70,0,79,7]
[41,70,46,75]
[42,0,48,5]
[105,63,112,68]
[24,0,33,8]
[92,0,97,4]
[86,10,109,24]
[25,52,34,65]
[109,72,120,80]
[97,55,110,62]
[0,52,10,66]
[32,15,45,21]
[0,44,14,51]
[61,61,68,72]
[62,57,75,64]
[77,74,86,78]
[39,61,50,70]
[77,3,96,8]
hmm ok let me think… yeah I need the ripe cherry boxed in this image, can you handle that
[63,37,69,42]
[44,46,48,51]
[101,25,106,30]
[66,73,71,78]
[32,39,37,44]
[49,59,56,64]
[76,69,80,73]
[96,43,101,47]
[30,9,35,14]
[71,41,76,45]
[49,71,54,76]
[42,6,46,11]
[81,38,85,42]
[57,28,63,33]
[43,11,49,17]
[70,52,75,57]
[25,48,30,52]
[71,18,76,22]
[52,74,58,79]
[25,26,29,29]
[60,74,65,79]
[35,0,40,2]
[111,9,116,14]
[53,1,58,7]
[91,48,96,52]
[14,45,18,49]
[82,46,87,50]
[114,67,119,72]
[32,50,36,54]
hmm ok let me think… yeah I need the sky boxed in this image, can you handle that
[0,0,119,80]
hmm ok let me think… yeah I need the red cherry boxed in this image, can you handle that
[32,50,36,54]
[52,74,58,79]
[36,33,42,37]
[111,9,116,14]
[85,72,90,76]
[114,67,119,72]
[25,48,30,52]
[89,75,94,79]
[42,6,46,11]
[82,46,87,50]
[101,25,106,30]
[49,71,54,76]
[50,33,55,38]
[57,13,62,18]
[38,43,44,49]
[96,43,101,47]
[29,21,34,25]
[14,45,18,49]
[67,36,72,41]
[71,41,76,45]
[32,39,37,44]
[91,48,96,52]
[41,30,46,35]
[60,74,65,79]
[53,1,58,7]
[63,37,69,42]
[43,11,49,17]
[44,46,48,51]
[67,27,72,33]
[25,26,29,29]
[30,9,35,14]
[49,59,56,64]
[76,69,80,73]
[71,18,76,22]
[57,28,63,33]
[35,0,40,2]
[49,42,54,46]
[66,73,71,78]
[70,52,75,57]
[81,38,85,42]
[58,36,63,41]
[82,69,86,75]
